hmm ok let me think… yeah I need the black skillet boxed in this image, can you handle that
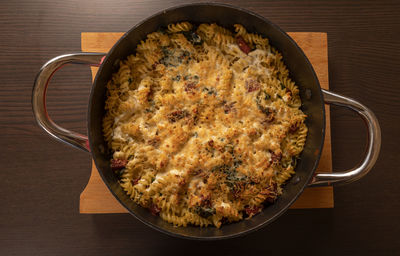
[32,3,381,240]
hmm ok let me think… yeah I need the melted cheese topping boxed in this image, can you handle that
[103,22,307,228]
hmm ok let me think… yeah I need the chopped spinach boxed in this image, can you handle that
[172,75,181,81]
[161,46,171,56]
[194,206,216,218]
[160,46,190,67]
[210,161,247,190]
[181,50,190,58]
[202,87,217,96]
[183,74,199,82]
[182,31,203,45]
[233,160,243,168]
[159,56,176,67]
[259,106,273,116]
[225,170,248,191]
[256,90,272,116]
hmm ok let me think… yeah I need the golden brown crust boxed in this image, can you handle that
[103,22,307,228]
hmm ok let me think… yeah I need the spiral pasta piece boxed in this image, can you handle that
[167,22,193,33]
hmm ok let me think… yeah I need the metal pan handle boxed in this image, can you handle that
[32,53,106,152]
[309,89,381,186]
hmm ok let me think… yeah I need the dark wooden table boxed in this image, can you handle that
[1,0,399,255]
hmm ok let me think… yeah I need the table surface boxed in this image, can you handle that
[1,0,399,255]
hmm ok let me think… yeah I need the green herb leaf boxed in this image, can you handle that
[172,75,181,81]
[182,31,203,45]
[194,206,216,218]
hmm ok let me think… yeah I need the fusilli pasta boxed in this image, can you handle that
[103,22,308,228]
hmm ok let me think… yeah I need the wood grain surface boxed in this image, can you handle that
[1,1,399,255]
[79,32,334,213]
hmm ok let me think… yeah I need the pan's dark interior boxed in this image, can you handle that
[88,3,325,240]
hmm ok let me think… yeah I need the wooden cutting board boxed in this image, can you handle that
[80,32,333,213]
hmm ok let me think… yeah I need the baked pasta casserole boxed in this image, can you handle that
[103,22,308,228]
